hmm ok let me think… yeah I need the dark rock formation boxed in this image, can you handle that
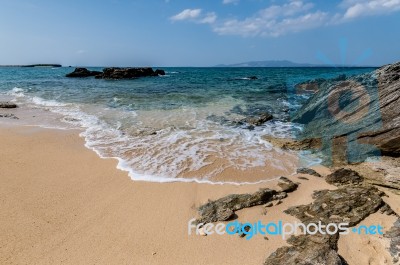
[97,67,165,79]
[264,234,347,265]
[278,176,298,192]
[154,69,166,76]
[242,112,273,126]
[65,68,102,78]
[66,67,166,79]
[0,113,19,119]
[297,167,322,177]
[248,76,258,80]
[196,177,297,224]
[385,219,400,263]
[284,186,384,226]
[262,136,322,151]
[292,61,400,163]
[325,168,364,186]
[0,102,17,108]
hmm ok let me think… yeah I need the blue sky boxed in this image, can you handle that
[1,0,400,66]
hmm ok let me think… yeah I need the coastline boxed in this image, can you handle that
[0,124,335,265]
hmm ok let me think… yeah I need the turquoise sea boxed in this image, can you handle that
[0,66,375,183]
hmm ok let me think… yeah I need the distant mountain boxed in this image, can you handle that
[215,60,319,67]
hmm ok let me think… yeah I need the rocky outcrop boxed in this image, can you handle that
[65,68,102,78]
[241,112,273,126]
[325,168,364,186]
[0,102,17,108]
[264,234,347,265]
[0,113,19,119]
[295,75,346,94]
[385,219,400,264]
[296,168,322,177]
[262,135,322,151]
[195,177,297,224]
[292,62,400,163]
[66,67,166,79]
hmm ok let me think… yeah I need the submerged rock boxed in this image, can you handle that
[0,102,18,108]
[65,68,102,78]
[242,112,273,126]
[262,136,322,151]
[0,113,19,119]
[325,168,364,186]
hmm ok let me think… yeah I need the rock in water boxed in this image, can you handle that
[292,61,400,161]
[243,112,273,126]
[65,68,102,78]
[98,67,159,79]
[154,69,166,76]
[325,168,364,186]
[0,102,18,108]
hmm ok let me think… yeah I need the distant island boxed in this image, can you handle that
[0,64,62,68]
[215,60,375,67]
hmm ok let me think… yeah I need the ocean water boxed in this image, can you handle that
[0,66,375,183]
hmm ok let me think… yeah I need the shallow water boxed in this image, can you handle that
[0,66,375,183]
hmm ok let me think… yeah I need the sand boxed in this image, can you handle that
[0,124,397,265]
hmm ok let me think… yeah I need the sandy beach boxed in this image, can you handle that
[0,124,398,265]
[0,124,331,265]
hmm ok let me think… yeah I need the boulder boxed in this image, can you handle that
[277,176,298,192]
[292,61,400,162]
[97,67,159,79]
[65,68,102,78]
[325,168,364,186]
[0,102,18,108]
[297,168,322,177]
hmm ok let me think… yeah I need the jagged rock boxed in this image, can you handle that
[242,112,273,126]
[262,136,322,151]
[325,168,364,186]
[154,69,166,76]
[264,234,347,265]
[384,219,400,263]
[297,167,322,177]
[0,113,19,119]
[196,188,279,224]
[97,67,161,79]
[292,61,400,162]
[284,186,384,226]
[277,177,298,192]
[346,157,400,194]
[65,68,102,78]
[0,102,17,108]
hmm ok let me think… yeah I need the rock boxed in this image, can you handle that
[264,202,273,208]
[196,188,279,224]
[284,186,384,226]
[97,67,160,79]
[297,167,322,177]
[154,69,166,76]
[65,68,102,78]
[277,177,298,192]
[0,102,18,108]
[298,176,309,180]
[0,113,19,119]
[384,219,400,263]
[325,168,364,186]
[248,76,258,80]
[295,78,327,93]
[262,136,322,151]
[242,112,273,126]
[264,234,347,265]
[292,61,400,162]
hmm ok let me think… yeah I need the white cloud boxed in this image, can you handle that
[170,0,400,38]
[213,1,327,37]
[223,0,239,4]
[170,9,217,24]
[170,9,202,21]
[341,0,400,19]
